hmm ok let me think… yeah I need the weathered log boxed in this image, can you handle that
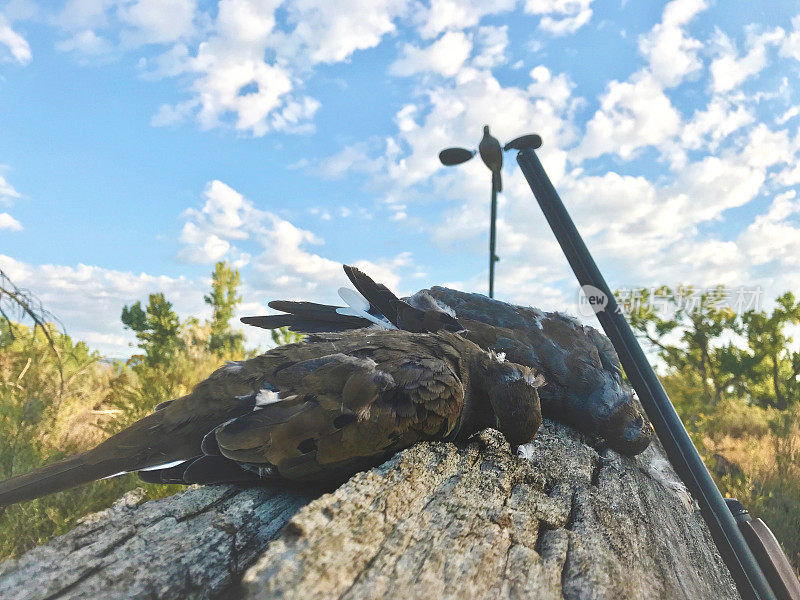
[0,421,740,600]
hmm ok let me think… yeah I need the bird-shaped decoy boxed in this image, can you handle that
[438,126,543,194]
[243,265,653,456]
[0,329,543,507]
[479,125,503,192]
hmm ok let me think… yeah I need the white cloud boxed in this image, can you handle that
[638,0,705,87]
[178,179,262,264]
[57,0,113,32]
[0,172,417,357]
[179,222,232,263]
[144,0,406,135]
[178,179,411,300]
[414,0,516,40]
[0,213,22,230]
[379,66,579,195]
[55,0,408,136]
[0,175,20,201]
[779,14,800,62]
[390,31,473,77]
[472,25,509,68]
[278,0,409,64]
[0,173,22,232]
[55,29,113,55]
[739,190,800,268]
[119,0,197,46]
[150,100,196,127]
[0,14,32,64]
[575,0,709,161]
[576,72,682,160]
[682,98,754,151]
[319,143,385,180]
[524,0,594,36]
[0,253,207,358]
[776,106,800,125]
[710,27,785,94]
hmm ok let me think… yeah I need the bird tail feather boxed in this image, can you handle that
[0,451,131,508]
[0,405,218,507]
[241,300,371,334]
[240,265,404,334]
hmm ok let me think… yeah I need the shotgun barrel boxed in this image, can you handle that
[516,147,779,600]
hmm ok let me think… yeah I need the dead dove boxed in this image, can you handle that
[0,330,542,507]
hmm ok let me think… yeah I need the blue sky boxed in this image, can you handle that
[1,0,800,357]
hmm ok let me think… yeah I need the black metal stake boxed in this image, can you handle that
[489,174,498,298]
[516,147,777,600]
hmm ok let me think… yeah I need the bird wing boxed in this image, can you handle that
[208,332,466,482]
[241,265,462,335]
[343,265,402,326]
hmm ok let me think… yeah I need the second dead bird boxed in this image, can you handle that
[245,265,653,456]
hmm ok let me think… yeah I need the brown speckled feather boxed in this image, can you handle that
[212,330,472,481]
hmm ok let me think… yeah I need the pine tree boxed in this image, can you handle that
[121,293,182,368]
[204,262,245,357]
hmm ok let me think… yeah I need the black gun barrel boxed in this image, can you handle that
[516,147,777,600]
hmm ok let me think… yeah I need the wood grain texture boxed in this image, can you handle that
[0,420,740,600]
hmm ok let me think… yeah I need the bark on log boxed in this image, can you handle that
[0,421,740,600]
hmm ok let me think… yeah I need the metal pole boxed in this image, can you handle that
[489,174,498,298]
[516,147,777,600]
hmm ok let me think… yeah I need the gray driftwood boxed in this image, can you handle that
[0,421,740,600]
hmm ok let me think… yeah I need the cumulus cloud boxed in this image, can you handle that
[118,0,197,46]
[0,173,22,231]
[145,0,410,135]
[316,0,800,311]
[54,0,410,136]
[0,253,207,358]
[277,0,410,65]
[779,14,800,62]
[576,72,682,161]
[382,66,579,195]
[0,175,20,201]
[414,0,516,40]
[524,0,594,36]
[0,213,22,230]
[178,179,412,301]
[390,31,473,77]
[682,98,754,151]
[472,25,509,68]
[638,0,705,87]
[710,27,785,95]
[574,0,714,162]
[0,173,416,357]
[319,143,386,180]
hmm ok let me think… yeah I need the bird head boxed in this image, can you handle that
[475,353,544,446]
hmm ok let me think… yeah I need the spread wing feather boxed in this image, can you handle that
[343,265,400,326]
[240,265,461,335]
